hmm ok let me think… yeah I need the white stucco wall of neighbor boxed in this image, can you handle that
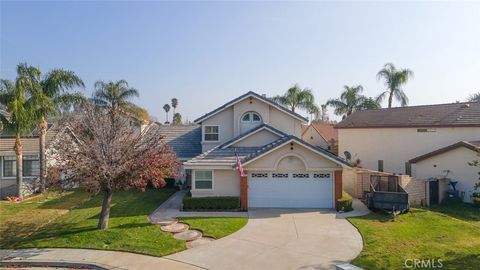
[338,127,480,174]
[413,147,479,203]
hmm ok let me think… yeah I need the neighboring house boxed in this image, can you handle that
[301,122,338,151]
[184,91,351,209]
[409,141,479,203]
[336,101,480,203]
[0,124,61,198]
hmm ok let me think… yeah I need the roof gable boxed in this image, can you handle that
[409,141,480,163]
[240,136,351,168]
[221,124,287,149]
[194,91,308,124]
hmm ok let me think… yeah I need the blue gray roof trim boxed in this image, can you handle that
[193,91,309,124]
[156,124,202,159]
[185,134,351,168]
[219,123,289,149]
[237,135,352,168]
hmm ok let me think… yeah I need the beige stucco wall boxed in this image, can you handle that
[413,147,478,203]
[232,130,281,147]
[201,107,234,152]
[244,142,341,172]
[338,127,480,174]
[200,96,306,152]
[191,169,240,197]
[268,107,303,137]
[233,98,270,136]
[302,126,328,149]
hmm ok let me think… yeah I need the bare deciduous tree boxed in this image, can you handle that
[50,104,181,229]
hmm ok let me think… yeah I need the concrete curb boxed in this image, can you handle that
[0,260,108,270]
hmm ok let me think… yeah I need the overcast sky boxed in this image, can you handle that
[2,1,479,122]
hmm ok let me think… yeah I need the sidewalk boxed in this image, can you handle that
[0,248,203,270]
[148,190,247,224]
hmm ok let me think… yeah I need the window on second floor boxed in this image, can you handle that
[204,126,219,141]
[241,112,262,124]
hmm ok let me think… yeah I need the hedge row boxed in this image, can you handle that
[183,192,240,210]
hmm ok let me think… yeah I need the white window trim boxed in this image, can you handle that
[203,125,220,143]
[1,156,17,179]
[192,169,214,191]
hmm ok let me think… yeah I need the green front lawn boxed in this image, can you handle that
[0,188,247,257]
[349,203,480,270]
[179,217,248,239]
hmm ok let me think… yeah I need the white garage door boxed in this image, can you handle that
[248,172,334,208]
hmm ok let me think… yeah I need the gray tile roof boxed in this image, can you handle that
[184,146,260,166]
[194,91,309,124]
[156,124,202,159]
[336,101,480,129]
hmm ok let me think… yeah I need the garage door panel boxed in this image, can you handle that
[248,172,333,208]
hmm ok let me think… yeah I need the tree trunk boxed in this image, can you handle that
[39,117,48,193]
[14,136,23,199]
[388,91,394,108]
[98,189,113,230]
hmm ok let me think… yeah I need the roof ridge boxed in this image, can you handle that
[194,91,308,124]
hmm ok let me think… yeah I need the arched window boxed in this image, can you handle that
[241,112,262,124]
[240,111,262,133]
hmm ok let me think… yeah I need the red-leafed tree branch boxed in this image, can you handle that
[50,103,181,229]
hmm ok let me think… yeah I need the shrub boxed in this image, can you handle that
[165,178,176,188]
[473,192,480,207]
[183,192,240,210]
[337,191,353,212]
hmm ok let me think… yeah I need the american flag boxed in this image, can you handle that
[235,151,246,177]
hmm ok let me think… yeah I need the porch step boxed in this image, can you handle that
[186,237,215,249]
[173,229,203,241]
[161,222,189,233]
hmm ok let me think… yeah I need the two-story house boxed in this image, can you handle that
[184,91,351,209]
[336,102,480,203]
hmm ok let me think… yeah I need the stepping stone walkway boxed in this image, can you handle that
[157,220,209,249]
[187,237,215,249]
[172,228,203,242]
[161,222,189,233]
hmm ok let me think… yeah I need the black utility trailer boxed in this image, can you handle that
[366,175,409,213]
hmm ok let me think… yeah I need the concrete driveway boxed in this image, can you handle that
[167,207,366,270]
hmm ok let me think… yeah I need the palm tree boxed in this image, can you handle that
[171,98,178,114]
[172,112,182,125]
[326,85,380,119]
[376,63,414,108]
[163,104,171,123]
[273,84,318,113]
[0,66,37,199]
[92,80,140,123]
[467,92,480,102]
[31,67,84,192]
